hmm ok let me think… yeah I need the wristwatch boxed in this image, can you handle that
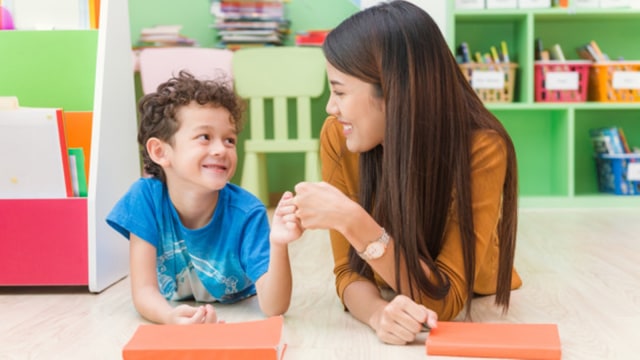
[357,228,390,261]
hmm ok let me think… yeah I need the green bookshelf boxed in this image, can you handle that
[448,6,640,208]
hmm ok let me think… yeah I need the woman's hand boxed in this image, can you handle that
[270,191,304,245]
[369,295,438,345]
[166,304,218,324]
[293,181,358,231]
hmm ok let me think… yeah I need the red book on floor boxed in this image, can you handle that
[123,316,286,360]
[426,321,561,360]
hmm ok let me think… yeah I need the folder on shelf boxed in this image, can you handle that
[89,0,101,29]
[0,107,73,198]
[63,111,93,182]
[123,316,286,360]
[426,321,561,360]
[68,147,88,197]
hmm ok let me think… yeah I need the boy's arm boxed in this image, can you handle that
[254,242,292,316]
[254,191,302,316]
[129,234,212,324]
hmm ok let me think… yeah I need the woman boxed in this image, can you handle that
[291,1,522,345]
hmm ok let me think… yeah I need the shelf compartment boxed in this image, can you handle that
[454,14,529,103]
[574,109,640,196]
[534,16,640,62]
[493,109,570,197]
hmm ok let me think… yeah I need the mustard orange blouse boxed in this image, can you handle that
[319,116,522,320]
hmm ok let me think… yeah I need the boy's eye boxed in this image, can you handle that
[197,134,210,141]
[225,137,237,145]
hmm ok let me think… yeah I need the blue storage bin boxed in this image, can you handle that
[595,154,640,195]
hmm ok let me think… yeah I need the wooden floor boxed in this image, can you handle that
[1,208,639,359]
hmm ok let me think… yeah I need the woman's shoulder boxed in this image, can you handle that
[469,129,510,172]
[472,129,507,155]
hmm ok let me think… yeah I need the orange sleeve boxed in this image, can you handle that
[320,119,522,318]
[319,116,371,302]
[425,131,522,320]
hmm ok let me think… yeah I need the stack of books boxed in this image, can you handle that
[210,0,291,50]
[590,126,632,155]
[576,40,609,62]
[134,25,197,49]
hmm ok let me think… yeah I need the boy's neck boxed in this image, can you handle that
[168,185,220,230]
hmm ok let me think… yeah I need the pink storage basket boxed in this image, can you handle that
[534,61,591,102]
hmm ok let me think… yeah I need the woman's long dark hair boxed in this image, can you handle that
[322,0,518,317]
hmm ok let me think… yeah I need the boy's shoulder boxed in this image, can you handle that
[129,176,165,194]
[221,182,265,214]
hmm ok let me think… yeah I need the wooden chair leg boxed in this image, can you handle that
[241,152,269,205]
[304,150,320,182]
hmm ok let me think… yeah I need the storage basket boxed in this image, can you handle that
[589,62,640,102]
[594,153,640,195]
[534,61,590,102]
[459,63,517,103]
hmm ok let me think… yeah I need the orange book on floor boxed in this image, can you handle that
[426,321,561,360]
[123,316,286,360]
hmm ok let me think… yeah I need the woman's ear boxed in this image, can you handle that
[146,138,170,168]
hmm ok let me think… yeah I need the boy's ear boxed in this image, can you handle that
[146,138,170,167]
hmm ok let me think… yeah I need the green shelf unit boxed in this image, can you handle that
[449,7,640,208]
[493,109,571,197]
[0,30,98,111]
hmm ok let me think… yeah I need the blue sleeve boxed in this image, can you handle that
[239,206,271,283]
[105,179,161,247]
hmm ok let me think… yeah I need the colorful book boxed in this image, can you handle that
[0,107,73,198]
[590,127,626,155]
[63,111,93,183]
[68,147,88,197]
[123,316,286,360]
[426,321,561,360]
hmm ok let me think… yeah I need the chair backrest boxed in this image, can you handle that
[232,47,326,143]
[138,47,234,94]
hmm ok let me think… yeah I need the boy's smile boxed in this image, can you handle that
[162,102,238,195]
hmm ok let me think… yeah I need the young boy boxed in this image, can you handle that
[106,71,302,324]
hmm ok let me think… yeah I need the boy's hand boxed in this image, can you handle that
[270,191,303,244]
[167,304,218,324]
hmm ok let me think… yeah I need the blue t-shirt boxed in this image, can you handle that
[106,178,270,303]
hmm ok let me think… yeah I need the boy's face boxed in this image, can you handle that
[162,102,238,193]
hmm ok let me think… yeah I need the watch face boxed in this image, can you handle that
[365,242,385,259]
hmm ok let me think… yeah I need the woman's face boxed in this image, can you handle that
[325,62,385,153]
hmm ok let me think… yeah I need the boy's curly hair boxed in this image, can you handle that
[137,70,245,182]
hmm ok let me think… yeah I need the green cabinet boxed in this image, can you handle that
[448,7,640,208]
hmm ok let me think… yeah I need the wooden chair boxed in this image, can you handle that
[233,47,326,205]
[138,47,234,94]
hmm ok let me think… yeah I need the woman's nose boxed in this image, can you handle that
[326,94,338,116]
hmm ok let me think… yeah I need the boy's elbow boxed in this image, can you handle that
[259,297,291,317]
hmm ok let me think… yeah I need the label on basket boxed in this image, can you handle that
[612,71,640,89]
[628,162,640,181]
[471,71,505,90]
[545,72,579,90]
